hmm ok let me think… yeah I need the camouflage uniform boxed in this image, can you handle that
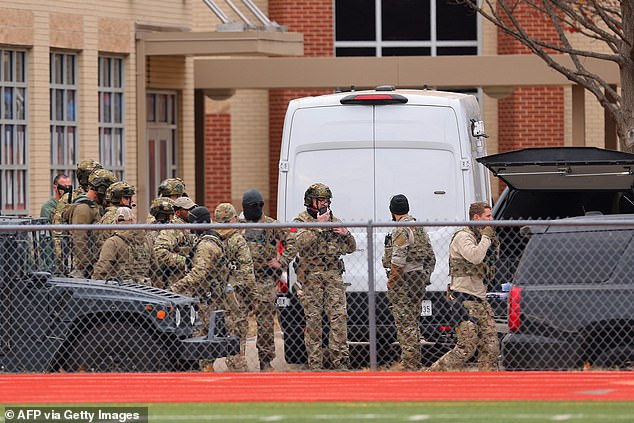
[50,160,102,275]
[153,224,194,290]
[239,213,297,370]
[294,184,356,370]
[382,214,436,370]
[92,229,152,285]
[171,230,227,337]
[428,226,500,371]
[62,169,117,278]
[216,203,256,372]
[146,177,186,224]
[96,181,136,249]
[146,198,175,286]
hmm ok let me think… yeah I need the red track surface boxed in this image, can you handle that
[1,372,633,403]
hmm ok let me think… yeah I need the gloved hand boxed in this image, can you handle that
[387,265,403,290]
[479,226,496,240]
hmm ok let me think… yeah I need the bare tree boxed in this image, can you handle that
[463,0,634,152]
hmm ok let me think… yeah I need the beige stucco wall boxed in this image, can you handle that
[0,1,193,216]
[194,0,273,209]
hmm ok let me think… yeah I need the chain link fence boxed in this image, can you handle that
[1,216,633,372]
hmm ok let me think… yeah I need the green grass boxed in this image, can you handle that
[148,402,634,422]
[6,402,633,423]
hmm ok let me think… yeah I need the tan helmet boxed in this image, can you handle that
[76,159,103,189]
[214,203,237,223]
[105,181,136,205]
[304,182,332,208]
[150,197,175,219]
[88,169,118,195]
[158,177,186,197]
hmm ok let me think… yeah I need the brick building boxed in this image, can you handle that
[0,1,616,218]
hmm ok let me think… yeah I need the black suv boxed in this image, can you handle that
[0,217,239,372]
[501,215,634,370]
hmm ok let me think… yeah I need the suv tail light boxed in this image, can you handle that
[508,286,522,332]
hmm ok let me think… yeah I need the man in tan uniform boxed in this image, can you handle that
[428,201,500,371]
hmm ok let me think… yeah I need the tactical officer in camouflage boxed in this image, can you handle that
[51,159,103,226]
[382,194,436,370]
[293,183,356,370]
[146,177,187,223]
[428,201,500,371]
[96,181,136,249]
[146,197,175,285]
[153,196,194,290]
[215,202,256,372]
[92,207,151,285]
[239,189,297,371]
[171,206,228,371]
[62,168,117,278]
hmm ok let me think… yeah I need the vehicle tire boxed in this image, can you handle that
[593,346,634,369]
[65,321,172,372]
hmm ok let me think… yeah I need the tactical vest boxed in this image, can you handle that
[293,211,343,268]
[243,217,277,267]
[383,217,436,269]
[448,227,496,281]
[200,231,230,293]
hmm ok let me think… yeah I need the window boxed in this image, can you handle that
[146,91,178,201]
[0,49,27,215]
[50,52,78,184]
[99,56,125,180]
[335,0,478,57]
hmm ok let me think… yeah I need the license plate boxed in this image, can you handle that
[420,300,432,317]
[276,296,291,308]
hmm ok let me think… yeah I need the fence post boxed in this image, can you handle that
[366,221,377,371]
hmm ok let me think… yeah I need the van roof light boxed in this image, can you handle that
[340,93,408,105]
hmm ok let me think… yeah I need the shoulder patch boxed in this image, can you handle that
[393,230,408,247]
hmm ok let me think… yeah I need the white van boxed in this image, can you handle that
[276,86,491,366]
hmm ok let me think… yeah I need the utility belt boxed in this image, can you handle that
[298,256,345,274]
[445,287,484,325]
[446,287,485,303]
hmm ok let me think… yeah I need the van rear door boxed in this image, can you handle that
[374,105,465,222]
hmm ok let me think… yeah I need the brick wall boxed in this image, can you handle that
[497,3,564,160]
[204,114,232,210]
[267,0,333,217]
[268,89,328,215]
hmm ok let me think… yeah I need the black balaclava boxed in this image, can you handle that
[242,189,264,221]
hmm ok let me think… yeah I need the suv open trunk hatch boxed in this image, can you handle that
[477,147,634,191]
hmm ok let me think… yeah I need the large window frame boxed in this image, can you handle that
[98,55,125,181]
[146,90,178,201]
[0,49,28,215]
[334,0,480,57]
[50,51,78,185]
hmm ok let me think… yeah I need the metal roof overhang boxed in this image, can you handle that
[477,147,634,191]
[137,31,304,57]
[193,54,619,89]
